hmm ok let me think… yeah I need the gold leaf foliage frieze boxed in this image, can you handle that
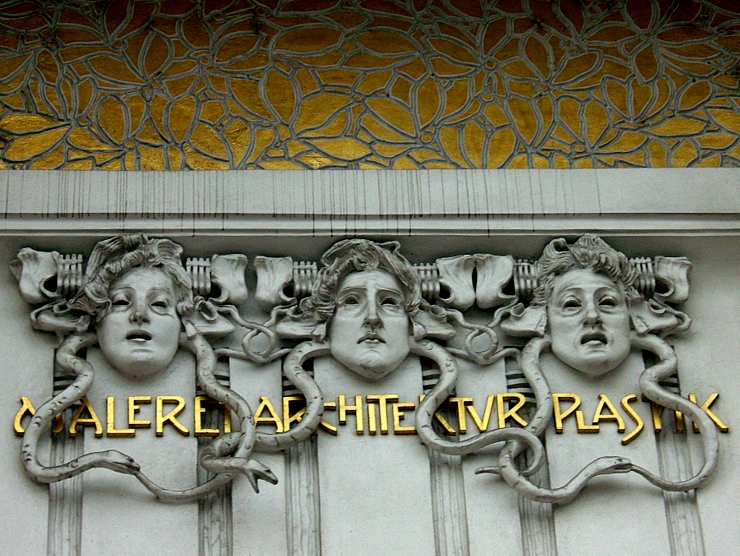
[0,0,738,170]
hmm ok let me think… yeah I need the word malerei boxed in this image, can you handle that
[14,391,728,446]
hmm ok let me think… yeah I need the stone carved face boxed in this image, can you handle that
[328,269,411,381]
[97,267,182,379]
[547,268,631,377]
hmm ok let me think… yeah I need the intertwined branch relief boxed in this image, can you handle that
[0,0,739,170]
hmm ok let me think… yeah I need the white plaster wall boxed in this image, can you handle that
[0,169,737,555]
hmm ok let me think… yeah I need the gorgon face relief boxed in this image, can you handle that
[547,268,632,377]
[329,269,411,381]
[97,267,182,379]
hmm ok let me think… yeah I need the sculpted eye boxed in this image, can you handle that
[380,296,401,308]
[151,300,168,309]
[341,295,360,306]
[599,297,618,308]
[562,299,581,311]
[111,297,129,308]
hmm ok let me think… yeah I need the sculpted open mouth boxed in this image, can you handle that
[126,331,152,342]
[358,333,385,344]
[581,331,607,345]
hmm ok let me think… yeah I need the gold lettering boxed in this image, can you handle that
[224,405,231,434]
[466,394,495,433]
[319,401,338,435]
[620,394,644,445]
[194,396,220,437]
[497,393,528,428]
[576,411,599,433]
[418,395,456,435]
[367,402,377,435]
[553,393,579,433]
[106,397,135,437]
[156,396,189,436]
[14,397,63,436]
[338,395,364,435]
[283,396,306,432]
[254,397,284,433]
[690,393,729,433]
[366,394,399,435]
[69,397,103,438]
[592,394,626,432]
[449,397,472,434]
[392,402,416,435]
[128,396,152,429]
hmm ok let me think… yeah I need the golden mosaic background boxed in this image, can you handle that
[0,0,739,170]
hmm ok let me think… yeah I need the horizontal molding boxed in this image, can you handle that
[0,169,738,235]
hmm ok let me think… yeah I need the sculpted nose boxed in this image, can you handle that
[584,300,600,324]
[129,303,150,325]
[364,302,381,328]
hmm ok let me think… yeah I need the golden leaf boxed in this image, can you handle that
[247,128,276,164]
[524,36,550,78]
[484,104,508,127]
[224,120,251,162]
[709,109,740,134]
[0,53,30,80]
[584,102,608,145]
[430,57,472,77]
[231,79,273,120]
[88,55,143,85]
[356,70,392,94]
[168,146,183,170]
[393,156,417,169]
[428,38,477,65]
[309,138,371,161]
[415,77,440,128]
[30,143,64,169]
[648,141,667,166]
[302,111,348,138]
[216,34,260,63]
[5,127,67,162]
[295,92,350,131]
[143,35,171,77]
[184,147,229,170]
[697,133,737,149]
[97,96,128,144]
[599,131,646,153]
[168,96,196,143]
[355,30,417,54]
[672,140,698,166]
[553,53,600,85]
[439,127,468,167]
[650,118,705,137]
[275,27,342,53]
[507,98,537,144]
[265,70,296,123]
[139,145,166,170]
[190,123,228,159]
[366,98,415,136]
[68,127,115,151]
[463,120,485,167]
[442,80,469,118]
[0,114,62,134]
[634,45,659,83]
[695,154,721,167]
[64,158,94,170]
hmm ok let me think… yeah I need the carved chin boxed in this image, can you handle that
[551,344,631,377]
[332,347,409,381]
